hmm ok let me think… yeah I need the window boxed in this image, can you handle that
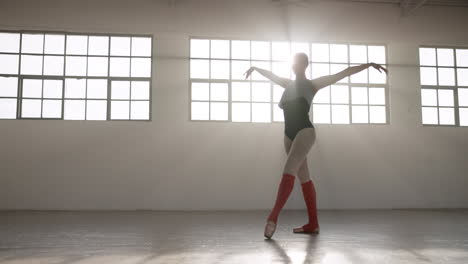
[0,31,152,120]
[419,47,468,126]
[311,44,388,124]
[189,38,388,124]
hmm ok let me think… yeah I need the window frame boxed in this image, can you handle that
[0,29,153,121]
[418,45,468,127]
[189,37,390,125]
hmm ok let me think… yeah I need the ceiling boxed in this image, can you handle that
[270,0,468,16]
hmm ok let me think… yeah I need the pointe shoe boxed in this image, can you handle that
[293,224,320,234]
[264,220,277,239]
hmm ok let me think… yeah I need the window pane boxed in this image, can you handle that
[42,100,62,118]
[369,66,386,84]
[210,60,229,79]
[86,100,107,120]
[419,48,436,66]
[43,56,64,76]
[420,67,437,85]
[331,105,349,124]
[131,101,149,120]
[350,45,367,63]
[66,56,87,76]
[458,88,468,107]
[313,104,330,124]
[87,79,107,99]
[0,77,18,97]
[88,36,109,56]
[190,39,209,58]
[272,42,290,61]
[131,81,150,100]
[43,80,62,98]
[231,60,250,80]
[437,48,454,67]
[422,107,438,125]
[330,44,347,63]
[252,82,270,102]
[210,102,228,121]
[112,81,130,99]
[132,37,151,57]
[210,40,229,59]
[131,58,151,77]
[439,107,455,125]
[110,37,130,56]
[273,103,284,122]
[273,84,284,103]
[66,35,87,55]
[44,34,65,54]
[21,99,41,118]
[110,57,130,77]
[251,61,270,81]
[88,57,109,76]
[369,87,385,105]
[313,86,330,104]
[437,89,454,107]
[190,59,209,79]
[311,63,329,78]
[0,32,20,53]
[369,106,386,123]
[231,40,250,60]
[421,89,437,106]
[291,42,310,58]
[191,102,209,120]
[350,65,367,83]
[456,49,468,67]
[65,78,86,98]
[351,87,367,104]
[111,100,130,119]
[21,55,43,75]
[459,108,468,126]
[352,105,368,123]
[252,103,271,123]
[0,99,17,119]
[330,64,348,83]
[368,46,386,64]
[457,69,468,86]
[0,55,19,74]
[231,82,250,101]
[22,34,44,54]
[22,79,42,98]
[210,83,228,101]
[331,85,349,104]
[437,68,455,86]
[251,41,270,60]
[272,62,291,78]
[232,102,250,122]
[311,44,329,62]
[191,82,209,101]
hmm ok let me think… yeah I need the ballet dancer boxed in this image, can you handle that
[244,53,387,238]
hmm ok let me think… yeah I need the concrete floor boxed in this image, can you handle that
[0,210,467,264]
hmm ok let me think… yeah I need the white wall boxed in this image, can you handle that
[1,0,467,210]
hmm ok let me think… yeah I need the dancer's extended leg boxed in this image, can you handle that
[264,128,316,238]
[283,128,320,234]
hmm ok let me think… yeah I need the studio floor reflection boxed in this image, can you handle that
[1,210,468,264]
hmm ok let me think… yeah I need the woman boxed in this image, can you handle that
[244,53,387,239]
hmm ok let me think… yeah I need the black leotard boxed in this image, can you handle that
[279,79,316,141]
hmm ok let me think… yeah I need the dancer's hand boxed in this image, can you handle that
[244,67,256,79]
[368,63,388,74]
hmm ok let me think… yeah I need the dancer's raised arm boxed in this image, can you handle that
[244,67,291,88]
[311,63,388,90]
